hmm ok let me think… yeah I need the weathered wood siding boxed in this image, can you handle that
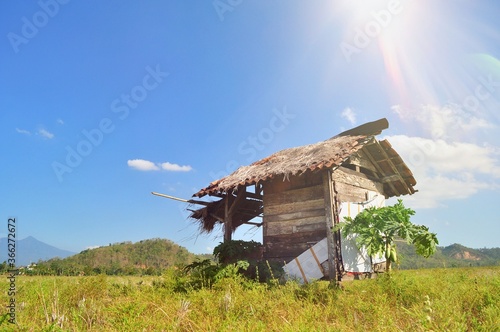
[332,166,385,203]
[262,171,325,262]
[262,167,385,264]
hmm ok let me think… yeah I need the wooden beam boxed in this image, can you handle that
[331,181,344,282]
[151,192,188,202]
[224,195,232,242]
[363,139,412,196]
[245,192,263,200]
[322,170,338,282]
[228,186,247,217]
[222,186,248,242]
[242,221,263,226]
[361,141,402,196]
[151,192,211,206]
[380,174,401,183]
[255,183,263,195]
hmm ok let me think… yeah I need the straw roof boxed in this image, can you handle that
[193,118,409,197]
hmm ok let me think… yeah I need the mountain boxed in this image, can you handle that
[28,238,211,276]
[396,242,500,269]
[0,236,75,266]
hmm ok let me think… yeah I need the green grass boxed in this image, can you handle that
[1,267,499,331]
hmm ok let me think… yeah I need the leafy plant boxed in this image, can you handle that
[336,199,439,271]
[213,240,263,264]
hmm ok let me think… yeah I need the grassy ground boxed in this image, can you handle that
[1,266,498,331]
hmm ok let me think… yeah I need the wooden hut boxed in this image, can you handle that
[190,118,416,281]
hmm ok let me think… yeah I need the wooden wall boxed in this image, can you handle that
[332,166,385,203]
[262,171,326,263]
[261,166,385,264]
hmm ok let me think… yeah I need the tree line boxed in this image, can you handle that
[9,238,211,276]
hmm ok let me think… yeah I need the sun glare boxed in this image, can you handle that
[333,0,500,126]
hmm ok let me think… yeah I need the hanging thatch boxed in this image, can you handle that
[189,196,263,233]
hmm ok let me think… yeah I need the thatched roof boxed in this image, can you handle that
[193,118,415,197]
[194,134,367,197]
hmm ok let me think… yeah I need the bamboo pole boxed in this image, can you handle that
[151,192,211,206]
[151,192,189,202]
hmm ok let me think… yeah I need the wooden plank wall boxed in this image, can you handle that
[332,166,385,203]
[262,168,385,264]
[263,171,326,263]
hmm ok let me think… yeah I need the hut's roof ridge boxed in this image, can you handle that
[193,118,404,198]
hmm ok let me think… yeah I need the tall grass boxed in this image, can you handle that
[1,266,498,331]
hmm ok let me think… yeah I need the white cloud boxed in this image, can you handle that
[38,128,54,139]
[15,128,31,135]
[57,119,64,125]
[161,162,193,172]
[127,159,160,171]
[387,135,500,177]
[386,135,500,208]
[128,159,193,172]
[391,104,494,140]
[341,107,357,125]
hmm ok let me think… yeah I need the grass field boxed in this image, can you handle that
[1,266,499,331]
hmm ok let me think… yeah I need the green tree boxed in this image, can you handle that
[337,199,438,271]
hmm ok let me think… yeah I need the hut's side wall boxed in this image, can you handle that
[332,166,385,203]
[262,171,325,263]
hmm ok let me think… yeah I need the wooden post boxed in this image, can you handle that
[323,170,338,281]
[223,185,246,243]
[224,194,232,242]
[331,180,344,282]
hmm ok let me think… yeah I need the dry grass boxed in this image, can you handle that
[0,266,498,331]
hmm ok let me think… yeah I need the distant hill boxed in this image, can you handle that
[13,236,499,276]
[0,236,75,266]
[29,238,211,276]
[396,242,500,269]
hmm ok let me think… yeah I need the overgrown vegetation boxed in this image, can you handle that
[0,266,498,331]
[212,240,283,282]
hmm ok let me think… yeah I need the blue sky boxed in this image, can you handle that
[1,0,499,255]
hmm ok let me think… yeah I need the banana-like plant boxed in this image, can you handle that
[335,199,438,271]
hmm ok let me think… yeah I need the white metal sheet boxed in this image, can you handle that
[284,238,328,283]
[339,191,386,273]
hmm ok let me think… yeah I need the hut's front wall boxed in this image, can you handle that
[262,171,326,262]
[262,167,386,265]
